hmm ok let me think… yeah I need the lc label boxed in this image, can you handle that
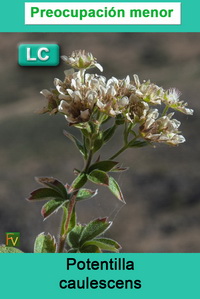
[18,44,60,66]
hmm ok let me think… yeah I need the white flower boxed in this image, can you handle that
[61,50,103,72]
[56,69,106,124]
[133,74,164,105]
[40,89,52,98]
[95,76,135,118]
[39,89,60,114]
[140,111,185,146]
[163,88,194,115]
[58,100,69,114]
[144,109,159,129]
[54,78,66,95]
[58,100,91,124]
[127,94,150,123]
[119,96,129,107]
[80,109,90,121]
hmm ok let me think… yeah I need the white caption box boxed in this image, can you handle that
[25,2,181,25]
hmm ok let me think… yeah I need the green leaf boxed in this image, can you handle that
[0,245,23,253]
[27,188,64,201]
[73,123,87,129]
[82,238,121,253]
[128,140,149,147]
[115,115,125,125]
[35,177,68,198]
[34,233,56,253]
[76,188,98,201]
[110,166,129,172]
[67,224,83,248]
[67,248,78,253]
[87,170,109,186]
[71,173,87,190]
[61,205,68,236]
[73,168,81,175]
[63,130,86,158]
[80,245,101,253]
[94,155,101,163]
[79,218,112,245]
[101,115,111,124]
[93,132,103,153]
[81,128,91,138]
[41,199,67,220]
[103,125,117,143]
[89,160,118,173]
[108,177,125,203]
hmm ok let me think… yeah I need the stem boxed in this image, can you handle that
[162,105,169,116]
[65,198,76,233]
[109,131,140,160]
[124,122,128,144]
[57,132,95,252]
[57,191,78,253]
[83,149,93,173]
[109,144,128,160]
[128,123,135,134]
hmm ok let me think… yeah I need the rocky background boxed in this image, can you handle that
[0,33,199,252]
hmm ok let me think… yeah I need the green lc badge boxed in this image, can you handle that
[18,44,60,66]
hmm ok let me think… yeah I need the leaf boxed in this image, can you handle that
[82,238,121,253]
[63,130,86,158]
[108,177,125,203]
[61,205,68,236]
[67,224,83,248]
[34,233,56,253]
[79,218,112,245]
[94,155,101,163]
[93,132,103,153]
[101,115,111,124]
[73,168,81,175]
[41,199,67,220]
[115,115,125,125]
[27,187,64,201]
[0,245,23,253]
[76,188,98,201]
[88,161,119,173]
[80,245,101,253]
[128,140,149,147]
[81,128,91,138]
[71,173,87,190]
[103,124,117,143]
[67,248,78,253]
[35,177,68,198]
[110,166,129,173]
[87,170,109,186]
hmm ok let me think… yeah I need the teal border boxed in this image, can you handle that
[1,253,200,298]
[0,0,200,32]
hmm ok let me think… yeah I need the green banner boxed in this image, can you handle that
[0,0,199,32]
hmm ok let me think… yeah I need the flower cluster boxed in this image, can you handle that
[40,50,193,146]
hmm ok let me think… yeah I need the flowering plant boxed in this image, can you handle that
[0,50,193,253]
